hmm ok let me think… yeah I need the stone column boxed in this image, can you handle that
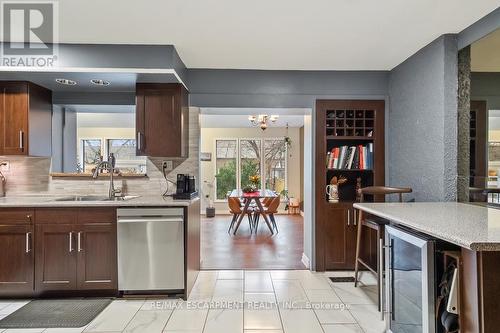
[457,46,471,202]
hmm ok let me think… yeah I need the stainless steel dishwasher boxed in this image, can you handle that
[117,208,184,293]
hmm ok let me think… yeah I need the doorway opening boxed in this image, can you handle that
[467,28,500,203]
[198,108,313,270]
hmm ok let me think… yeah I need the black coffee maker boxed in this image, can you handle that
[173,174,197,199]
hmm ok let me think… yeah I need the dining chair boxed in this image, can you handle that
[228,197,254,234]
[262,197,273,207]
[254,196,280,233]
[353,185,412,316]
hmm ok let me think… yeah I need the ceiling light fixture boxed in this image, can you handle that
[248,114,279,130]
[55,78,77,85]
[90,79,110,86]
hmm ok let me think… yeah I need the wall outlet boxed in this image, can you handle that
[0,161,9,172]
[162,160,173,171]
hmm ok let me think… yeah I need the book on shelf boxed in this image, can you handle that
[326,143,374,170]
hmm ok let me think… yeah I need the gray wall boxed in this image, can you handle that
[471,72,500,110]
[187,69,390,269]
[388,35,458,202]
[51,105,63,172]
[2,43,187,84]
[52,92,135,105]
[458,7,500,49]
[188,69,389,108]
[62,108,78,173]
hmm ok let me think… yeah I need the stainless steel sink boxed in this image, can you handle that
[53,195,140,202]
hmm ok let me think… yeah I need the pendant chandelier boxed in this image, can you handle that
[248,114,279,130]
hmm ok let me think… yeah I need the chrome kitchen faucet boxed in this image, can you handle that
[92,153,122,200]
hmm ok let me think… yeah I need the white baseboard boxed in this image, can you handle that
[301,253,310,269]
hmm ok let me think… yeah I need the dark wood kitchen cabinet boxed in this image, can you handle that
[136,83,189,158]
[315,100,385,271]
[76,223,117,290]
[35,224,78,291]
[0,207,117,297]
[0,225,34,296]
[322,205,358,270]
[0,209,34,296]
[0,82,52,156]
[34,208,117,294]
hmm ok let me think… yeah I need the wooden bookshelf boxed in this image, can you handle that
[315,100,385,271]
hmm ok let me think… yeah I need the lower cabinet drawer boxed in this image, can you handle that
[78,208,116,224]
[0,208,34,224]
[35,208,77,224]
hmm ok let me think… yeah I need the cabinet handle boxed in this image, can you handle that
[383,242,393,320]
[69,232,73,252]
[379,238,384,320]
[77,232,82,252]
[347,209,351,226]
[25,232,31,253]
[137,132,143,151]
[19,131,24,150]
[26,214,32,223]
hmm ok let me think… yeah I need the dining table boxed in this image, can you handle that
[229,189,278,235]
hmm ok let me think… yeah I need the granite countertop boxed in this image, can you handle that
[0,195,199,207]
[353,202,500,251]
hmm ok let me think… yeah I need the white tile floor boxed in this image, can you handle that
[0,270,386,333]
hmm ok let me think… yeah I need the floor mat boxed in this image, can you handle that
[329,276,356,283]
[0,298,112,328]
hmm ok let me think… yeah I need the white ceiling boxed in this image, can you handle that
[38,1,500,70]
[472,28,500,72]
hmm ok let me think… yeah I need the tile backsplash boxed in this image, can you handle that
[0,108,200,197]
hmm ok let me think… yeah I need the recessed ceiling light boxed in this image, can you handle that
[90,79,110,86]
[55,78,77,85]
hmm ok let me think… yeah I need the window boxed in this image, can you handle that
[215,140,237,200]
[79,138,147,174]
[214,138,287,200]
[107,139,146,174]
[81,139,102,173]
[240,139,261,189]
[264,139,287,194]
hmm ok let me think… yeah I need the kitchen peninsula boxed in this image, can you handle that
[354,202,500,333]
[0,195,200,300]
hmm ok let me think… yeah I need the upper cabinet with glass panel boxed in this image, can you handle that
[50,104,147,176]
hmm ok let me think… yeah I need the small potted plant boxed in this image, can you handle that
[243,175,260,193]
[280,189,289,210]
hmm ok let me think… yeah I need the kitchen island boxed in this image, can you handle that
[354,202,500,333]
[0,195,200,300]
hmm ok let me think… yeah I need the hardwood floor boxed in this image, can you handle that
[201,214,305,270]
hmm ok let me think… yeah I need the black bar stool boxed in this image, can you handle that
[354,186,412,315]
